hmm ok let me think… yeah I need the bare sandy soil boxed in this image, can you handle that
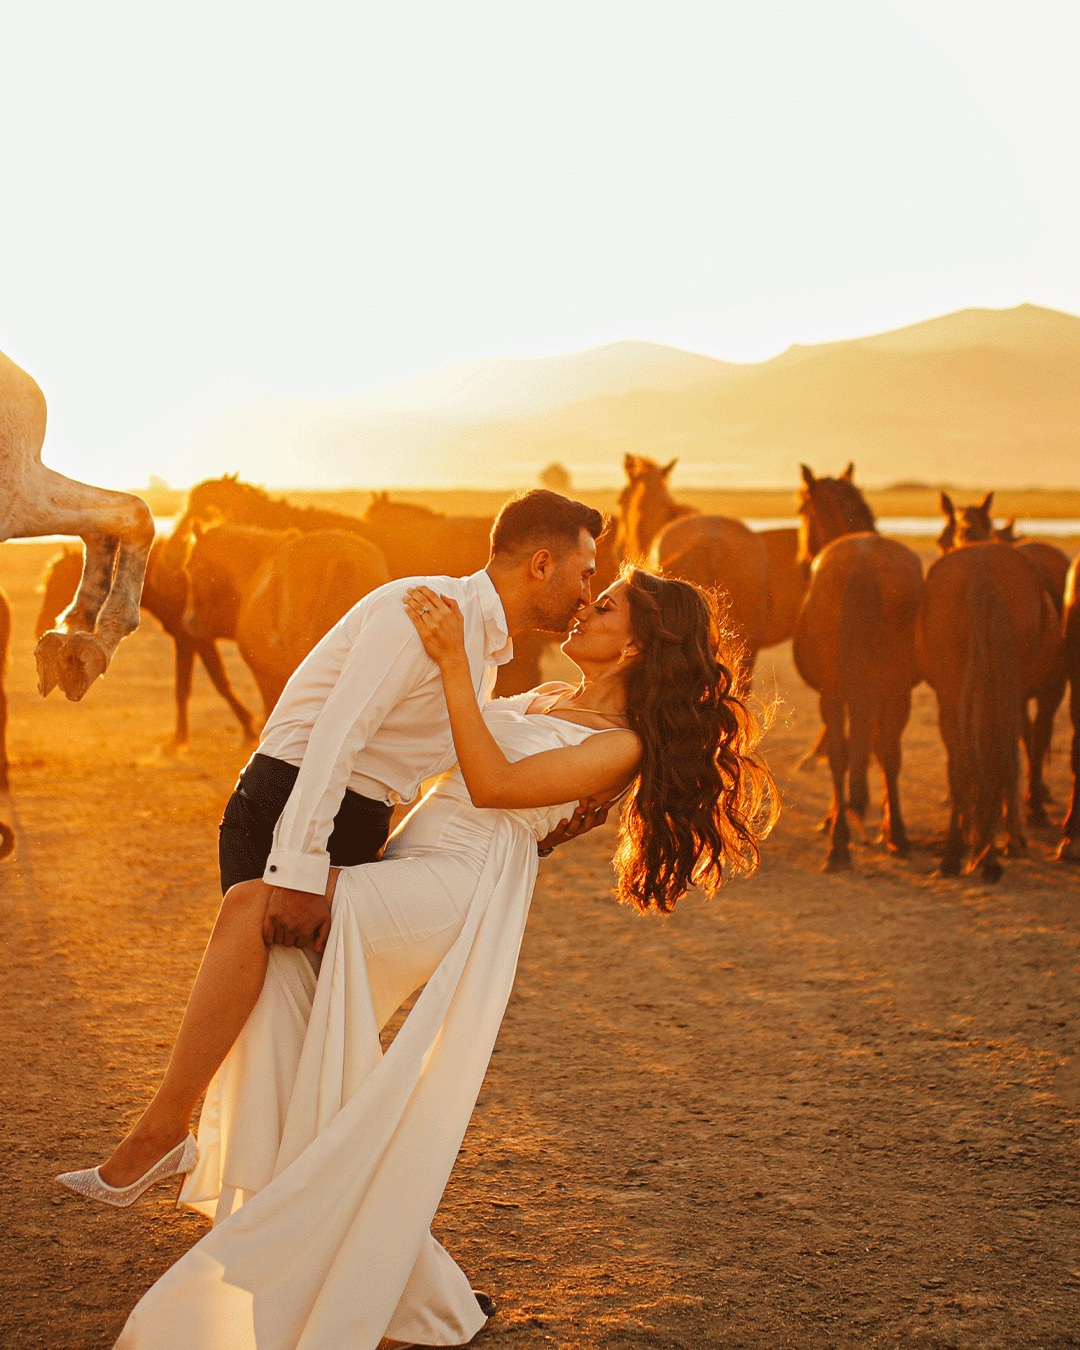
[1,537,1078,1349]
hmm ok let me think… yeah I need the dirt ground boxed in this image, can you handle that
[1,537,1079,1350]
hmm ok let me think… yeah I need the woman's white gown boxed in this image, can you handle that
[116,696,608,1350]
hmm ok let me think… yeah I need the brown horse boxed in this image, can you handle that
[616,455,771,670]
[917,541,1060,881]
[1056,554,1080,862]
[759,527,807,648]
[937,492,1070,824]
[361,493,492,579]
[36,539,258,750]
[794,464,924,869]
[185,524,390,717]
[0,589,12,861]
[236,531,391,716]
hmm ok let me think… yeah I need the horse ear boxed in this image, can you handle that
[800,464,815,489]
[979,491,994,514]
[624,454,637,474]
[940,492,955,518]
[841,462,855,482]
[191,519,204,540]
[662,459,677,478]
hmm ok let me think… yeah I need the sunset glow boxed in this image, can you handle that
[0,0,1076,488]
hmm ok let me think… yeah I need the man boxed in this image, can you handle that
[219,489,608,950]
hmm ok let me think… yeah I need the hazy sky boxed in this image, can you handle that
[1,0,1077,488]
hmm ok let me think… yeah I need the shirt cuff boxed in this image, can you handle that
[262,850,331,895]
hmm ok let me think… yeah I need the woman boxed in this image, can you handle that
[59,568,775,1350]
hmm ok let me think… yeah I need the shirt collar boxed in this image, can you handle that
[467,570,514,666]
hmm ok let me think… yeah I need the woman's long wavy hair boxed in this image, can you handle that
[614,567,777,913]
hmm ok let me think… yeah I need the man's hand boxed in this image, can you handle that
[537,798,614,855]
[262,883,333,951]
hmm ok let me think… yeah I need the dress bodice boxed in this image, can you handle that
[386,693,609,858]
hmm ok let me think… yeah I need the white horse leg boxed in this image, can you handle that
[18,468,154,700]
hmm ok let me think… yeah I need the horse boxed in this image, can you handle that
[0,350,154,700]
[0,589,12,860]
[937,492,1070,824]
[175,479,547,693]
[917,541,1061,881]
[759,526,808,648]
[616,455,771,673]
[1056,554,1080,862]
[361,493,492,579]
[37,539,258,750]
[184,524,390,717]
[793,463,924,870]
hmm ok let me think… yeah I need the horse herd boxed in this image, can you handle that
[616,455,1079,880]
[1,452,1079,881]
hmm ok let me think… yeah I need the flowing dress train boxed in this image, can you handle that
[116,696,607,1349]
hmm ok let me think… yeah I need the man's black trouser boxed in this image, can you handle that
[218,753,393,895]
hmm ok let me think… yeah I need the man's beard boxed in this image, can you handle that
[532,599,581,635]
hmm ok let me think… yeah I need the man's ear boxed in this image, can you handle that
[527,547,555,580]
[979,491,994,514]
[661,458,677,478]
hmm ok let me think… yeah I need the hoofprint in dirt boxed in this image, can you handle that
[1,538,1078,1349]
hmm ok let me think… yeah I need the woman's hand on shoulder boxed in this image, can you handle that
[404,586,468,670]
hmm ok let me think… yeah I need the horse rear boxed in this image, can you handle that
[917,542,1061,881]
[1057,554,1080,862]
[652,515,770,672]
[237,531,391,716]
[794,533,923,869]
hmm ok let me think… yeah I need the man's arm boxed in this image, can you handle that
[264,599,435,889]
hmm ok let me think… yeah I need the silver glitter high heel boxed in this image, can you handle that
[55,1133,197,1207]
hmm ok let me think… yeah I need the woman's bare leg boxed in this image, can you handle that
[99,880,278,1186]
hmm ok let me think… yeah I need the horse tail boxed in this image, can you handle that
[838,565,885,817]
[959,569,1021,861]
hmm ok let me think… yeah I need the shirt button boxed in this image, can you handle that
[269,865,277,873]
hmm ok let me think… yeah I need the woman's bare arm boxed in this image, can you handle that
[404,587,640,810]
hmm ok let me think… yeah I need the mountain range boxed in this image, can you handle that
[214,303,1080,489]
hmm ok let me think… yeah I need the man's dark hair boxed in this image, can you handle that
[490,489,605,558]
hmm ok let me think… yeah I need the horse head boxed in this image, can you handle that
[796,462,875,565]
[937,491,995,552]
[615,455,680,561]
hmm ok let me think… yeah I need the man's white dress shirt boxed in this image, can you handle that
[257,570,513,895]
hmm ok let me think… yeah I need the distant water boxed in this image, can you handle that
[747,517,1080,537]
[5,515,1079,546]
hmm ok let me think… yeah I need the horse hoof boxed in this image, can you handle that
[34,630,65,696]
[939,857,962,878]
[1005,840,1029,859]
[0,822,14,862]
[886,839,911,859]
[1055,837,1080,863]
[1027,807,1050,828]
[823,852,851,873]
[979,860,1005,884]
[51,632,109,701]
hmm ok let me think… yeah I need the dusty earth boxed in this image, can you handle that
[1,536,1079,1349]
